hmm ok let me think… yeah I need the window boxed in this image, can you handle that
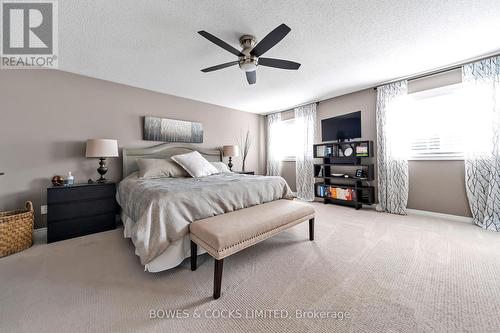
[407,84,467,160]
[275,118,299,161]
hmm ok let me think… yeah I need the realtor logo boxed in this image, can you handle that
[1,0,58,68]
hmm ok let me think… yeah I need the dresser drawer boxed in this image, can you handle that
[46,182,118,243]
[47,197,117,222]
[48,213,116,243]
[48,183,116,204]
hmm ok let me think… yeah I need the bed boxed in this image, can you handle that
[117,143,294,272]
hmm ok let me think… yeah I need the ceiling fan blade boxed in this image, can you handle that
[198,31,243,57]
[250,24,291,57]
[258,58,301,70]
[201,61,239,73]
[246,71,256,85]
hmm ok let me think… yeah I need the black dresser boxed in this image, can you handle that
[47,182,118,243]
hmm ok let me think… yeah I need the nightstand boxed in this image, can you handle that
[235,171,255,175]
[47,182,118,243]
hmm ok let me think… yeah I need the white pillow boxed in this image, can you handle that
[171,151,219,177]
[137,159,189,179]
[211,162,232,173]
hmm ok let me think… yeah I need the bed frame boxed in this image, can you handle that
[122,143,223,178]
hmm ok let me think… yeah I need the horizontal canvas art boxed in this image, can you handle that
[144,116,203,143]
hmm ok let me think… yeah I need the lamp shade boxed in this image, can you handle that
[223,145,240,157]
[85,139,119,158]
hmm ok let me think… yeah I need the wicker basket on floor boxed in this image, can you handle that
[0,201,34,257]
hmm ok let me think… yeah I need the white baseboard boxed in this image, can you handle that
[299,200,472,223]
[363,204,471,224]
[33,227,47,244]
[406,209,473,224]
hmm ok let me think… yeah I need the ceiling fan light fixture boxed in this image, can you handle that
[239,58,257,72]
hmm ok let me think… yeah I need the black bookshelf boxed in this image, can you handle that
[313,140,375,210]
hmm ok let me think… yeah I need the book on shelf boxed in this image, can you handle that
[325,186,357,201]
[317,185,326,197]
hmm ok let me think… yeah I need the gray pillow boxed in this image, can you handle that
[137,159,189,179]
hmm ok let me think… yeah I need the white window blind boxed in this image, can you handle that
[407,84,466,160]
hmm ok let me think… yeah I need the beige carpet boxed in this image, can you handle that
[1,203,500,333]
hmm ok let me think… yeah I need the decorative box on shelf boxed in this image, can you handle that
[47,182,118,243]
[313,140,375,210]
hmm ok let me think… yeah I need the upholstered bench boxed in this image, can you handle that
[189,199,315,299]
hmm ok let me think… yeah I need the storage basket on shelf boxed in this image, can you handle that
[0,201,34,257]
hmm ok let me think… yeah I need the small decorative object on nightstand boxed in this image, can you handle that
[85,139,119,183]
[222,145,240,172]
[51,175,63,186]
[47,182,118,243]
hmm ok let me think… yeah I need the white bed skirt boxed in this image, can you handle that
[122,212,206,272]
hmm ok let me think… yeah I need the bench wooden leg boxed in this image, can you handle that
[309,218,315,241]
[213,259,224,299]
[190,241,197,271]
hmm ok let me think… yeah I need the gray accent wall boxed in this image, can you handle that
[0,70,265,228]
[408,160,470,216]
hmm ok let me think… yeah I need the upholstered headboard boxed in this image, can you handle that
[122,143,222,178]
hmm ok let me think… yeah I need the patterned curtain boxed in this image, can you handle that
[294,103,317,201]
[462,56,500,231]
[376,80,409,215]
[266,112,282,176]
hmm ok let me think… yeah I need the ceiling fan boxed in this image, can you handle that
[198,23,301,85]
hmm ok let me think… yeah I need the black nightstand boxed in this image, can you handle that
[47,182,118,243]
[235,171,255,175]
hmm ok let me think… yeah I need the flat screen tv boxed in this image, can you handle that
[321,111,361,142]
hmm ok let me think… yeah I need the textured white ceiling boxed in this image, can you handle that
[60,0,500,114]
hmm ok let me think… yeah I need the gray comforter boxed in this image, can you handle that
[117,172,294,264]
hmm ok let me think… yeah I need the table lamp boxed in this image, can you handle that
[85,139,119,183]
[222,145,240,171]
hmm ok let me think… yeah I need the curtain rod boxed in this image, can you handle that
[264,101,319,116]
[373,50,500,90]
[265,50,500,115]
